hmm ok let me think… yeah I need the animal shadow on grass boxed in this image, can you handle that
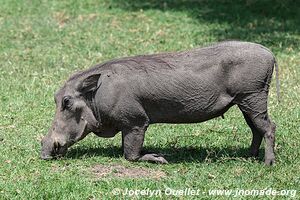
[66,145,264,164]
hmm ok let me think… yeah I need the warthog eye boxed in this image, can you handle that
[62,96,73,110]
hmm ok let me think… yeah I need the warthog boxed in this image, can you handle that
[41,41,279,165]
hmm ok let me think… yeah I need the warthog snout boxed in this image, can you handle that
[40,135,68,160]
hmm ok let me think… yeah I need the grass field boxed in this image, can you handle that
[0,0,299,199]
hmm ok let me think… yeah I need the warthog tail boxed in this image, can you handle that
[274,58,280,102]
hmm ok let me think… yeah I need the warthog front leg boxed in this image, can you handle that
[122,127,168,164]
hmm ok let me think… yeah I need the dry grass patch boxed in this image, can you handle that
[91,164,166,179]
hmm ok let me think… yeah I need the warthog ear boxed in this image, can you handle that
[77,73,101,94]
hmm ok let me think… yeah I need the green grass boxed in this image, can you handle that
[0,0,299,199]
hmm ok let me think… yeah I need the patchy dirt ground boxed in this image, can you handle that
[91,164,166,179]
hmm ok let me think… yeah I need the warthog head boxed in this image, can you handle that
[41,73,101,160]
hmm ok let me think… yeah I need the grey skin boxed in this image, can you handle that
[41,41,279,165]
